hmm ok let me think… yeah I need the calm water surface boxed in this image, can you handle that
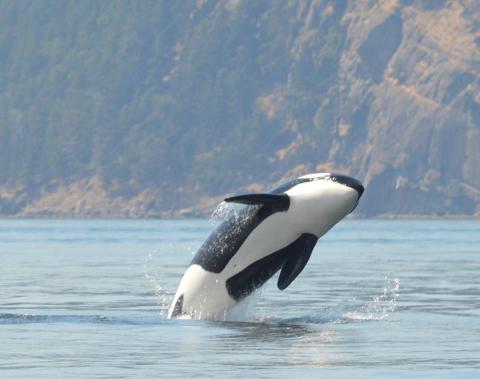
[0,219,479,378]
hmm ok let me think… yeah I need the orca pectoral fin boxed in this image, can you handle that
[224,193,290,212]
[277,234,318,290]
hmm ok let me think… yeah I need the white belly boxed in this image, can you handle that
[168,212,300,319]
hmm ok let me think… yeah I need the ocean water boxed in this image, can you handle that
[0,219,479,378]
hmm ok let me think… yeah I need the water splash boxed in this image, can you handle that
[279,277,400,325]
[211,201,259,223]
[210,277,401,325]
[211,201,239,221]
[143,252,172,316]
[341,277,400,322]
[223,287,268,322]
[208,201,260,266]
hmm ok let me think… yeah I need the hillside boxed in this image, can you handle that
[0,0,479,218]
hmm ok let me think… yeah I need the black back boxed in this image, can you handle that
[190,178,313,273]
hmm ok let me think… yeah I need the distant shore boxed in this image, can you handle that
[1,212,479,220]
[2,176,480,220]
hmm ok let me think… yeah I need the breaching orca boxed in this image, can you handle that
[168,173,364,320]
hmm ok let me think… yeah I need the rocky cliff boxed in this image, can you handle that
[0,0,479,217]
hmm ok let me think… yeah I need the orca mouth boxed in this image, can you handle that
[330,174,364,200]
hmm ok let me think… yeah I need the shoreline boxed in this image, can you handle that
[1,214,479,221]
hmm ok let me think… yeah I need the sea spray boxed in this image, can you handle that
[341,277,400,322]
[144,251,174,316]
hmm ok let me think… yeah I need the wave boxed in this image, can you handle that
[1,277,399,326]
[167,277,401,325]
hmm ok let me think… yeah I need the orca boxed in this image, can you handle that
[167,173,364,320]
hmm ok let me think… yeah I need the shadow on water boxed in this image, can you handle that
[210,318,317,341]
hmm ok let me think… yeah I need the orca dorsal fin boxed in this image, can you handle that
[224,193,290,212]
[277,234,318,290]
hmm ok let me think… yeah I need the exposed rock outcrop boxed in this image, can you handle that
[0,0,479,218]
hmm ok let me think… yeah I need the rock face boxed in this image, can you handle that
[248,1,480,216]
[0,0,479,217]
[244,0,480,217]
[336,0,480,216]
